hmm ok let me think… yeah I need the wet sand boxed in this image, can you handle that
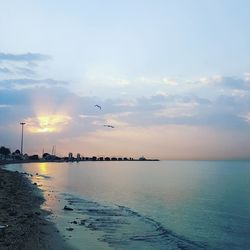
[0,166,72,250]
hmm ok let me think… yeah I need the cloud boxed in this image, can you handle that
[0,52,51,62]
[219,77,249,89]
[0,67,36,77]
[240,112,250,124]
[0,88,33,106]
[0,104,11,108]
[0,67,12,74]
[154,101,198,118]
[244,73,250,82]
[195,75,250,91]
[0,82,248,131]
[0,52,53,84]
[230,89,249,97]
[25,115,72,133]
[81,73,250,100]
[0,78,67,89]
[0,71,250,159]
[0,52,59,111]
[15,67,36,76]
[162,78,178,86]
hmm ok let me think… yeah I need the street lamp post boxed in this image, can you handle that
[20,122,26,155]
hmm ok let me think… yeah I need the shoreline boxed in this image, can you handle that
[0,162,73,250]
[0,157,160,165]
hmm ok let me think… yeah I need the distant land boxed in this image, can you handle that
[0,146,159,164]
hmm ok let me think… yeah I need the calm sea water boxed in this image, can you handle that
[7,161,250,250]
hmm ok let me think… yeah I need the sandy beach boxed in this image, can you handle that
[0,164,71,250]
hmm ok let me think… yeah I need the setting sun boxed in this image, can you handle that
[26,114,71,133]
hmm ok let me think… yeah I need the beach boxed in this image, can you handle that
[0,165,71,250]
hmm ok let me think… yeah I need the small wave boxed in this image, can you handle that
[36,174,51,179]
[63,194,207,249]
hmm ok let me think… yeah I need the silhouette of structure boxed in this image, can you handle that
[76,153,81,162]
[20,122,25,155]
[68,152,73,161]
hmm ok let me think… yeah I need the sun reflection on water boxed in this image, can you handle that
[38,162,48,175]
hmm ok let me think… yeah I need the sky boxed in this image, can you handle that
[0,0,250,159]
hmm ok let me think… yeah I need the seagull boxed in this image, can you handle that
[104,125,115,128]
[94,104,101,110]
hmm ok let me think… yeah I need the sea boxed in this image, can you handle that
[6,160,250,250]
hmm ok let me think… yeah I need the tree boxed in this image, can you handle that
[0,146,11,159]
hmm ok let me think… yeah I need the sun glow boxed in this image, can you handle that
[26,114,71,133]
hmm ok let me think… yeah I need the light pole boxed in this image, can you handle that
[20,122,26,155]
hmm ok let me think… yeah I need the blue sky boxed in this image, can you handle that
[0,1,250,159]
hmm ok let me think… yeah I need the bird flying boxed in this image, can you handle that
[95,104,101,110]
[104,125,115,128]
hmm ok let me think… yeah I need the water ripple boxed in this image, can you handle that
[63,194,207,249]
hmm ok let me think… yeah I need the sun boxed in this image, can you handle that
[26,114,71,133]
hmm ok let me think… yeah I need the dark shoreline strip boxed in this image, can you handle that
[0,164,72,250]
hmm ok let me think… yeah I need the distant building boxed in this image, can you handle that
[43,153,56,161]
[43,152,50,158]
[12,149,22,160]
[68,152,73,161]
[76,153,81,162]
[29,155,39,160]
[23,154,29,160]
